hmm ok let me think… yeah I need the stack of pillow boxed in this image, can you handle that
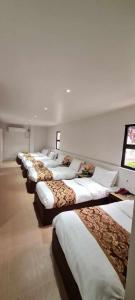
[91,166,118,188]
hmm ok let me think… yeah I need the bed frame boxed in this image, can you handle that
[19,163,28,178]
[33,192,117,226]
[52,229,82,300]
[16,156,27,179]
[16,156,21,165]
[22,166,27,178]
[26,178,36,193]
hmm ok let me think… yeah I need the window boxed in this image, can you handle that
[121,124,135,170]
[56,131,61,150]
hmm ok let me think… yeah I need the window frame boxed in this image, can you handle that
[121,124,135,171]
[56,131,61,150]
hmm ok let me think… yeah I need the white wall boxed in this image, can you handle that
[0,128,3,161]
[46,105,135,166]
[3,126,29,160]
[30,126,48,152]
[0,123,47,160]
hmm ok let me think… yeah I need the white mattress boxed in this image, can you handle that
[53,200,134,300]
[28,166,76,183]
[36,178,117,209]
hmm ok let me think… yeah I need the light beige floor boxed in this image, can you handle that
[0,161,68,300]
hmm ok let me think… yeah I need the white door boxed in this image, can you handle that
[0,128,3,162]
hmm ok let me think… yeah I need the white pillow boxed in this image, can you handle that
[91,166,118,188]
[117,200,133,219]
[69,158,82,173]
[53,152,58,159]
[57,153,65,163]
[41,149,49,155]
[48,151,57,159]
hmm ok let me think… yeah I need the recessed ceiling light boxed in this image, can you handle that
[66,89,71,93]
[44,107,48,111]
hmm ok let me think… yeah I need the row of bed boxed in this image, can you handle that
[16,148,133,300]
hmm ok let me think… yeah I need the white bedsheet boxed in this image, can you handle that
[22,154,51,167]
[36,178,117,209]
[18,152,44,160]
[28,166,76,183]
[53,200,134,300]
[24,157,61,170]
[18,152,25,159]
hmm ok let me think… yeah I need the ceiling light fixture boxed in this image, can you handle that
[44,107,48,111]
[66,89,71,93]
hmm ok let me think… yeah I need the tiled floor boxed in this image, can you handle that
[0,161,67,300]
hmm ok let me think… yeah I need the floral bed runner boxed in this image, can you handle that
[76,206,130,287]
[34,163,53,181]
[23,153,35,161]
[46,180,76,208]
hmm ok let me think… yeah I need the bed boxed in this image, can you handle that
[16,148,49,164]
[52,200,133,300]
[34,171,118,225]
[21,150,57,166]
[21,151,58,177]
[22,152,65,178]
[26,158,83,193]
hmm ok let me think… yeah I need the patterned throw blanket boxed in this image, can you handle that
[46,181,76,208]
[23,155,53,181]
[34,162,53,181]
[76,207,130,288]
[23,153,35,162]
[33,160,44,168]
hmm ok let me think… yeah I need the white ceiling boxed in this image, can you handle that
[0,0,135,126]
